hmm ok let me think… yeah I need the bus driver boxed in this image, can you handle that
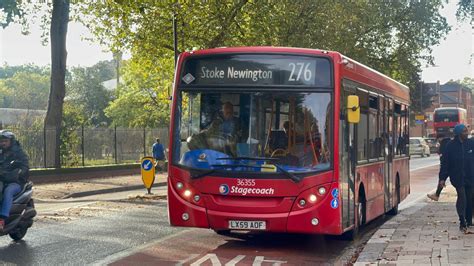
[187,102,242,156]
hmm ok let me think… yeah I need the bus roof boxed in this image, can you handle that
[434,107,467,112]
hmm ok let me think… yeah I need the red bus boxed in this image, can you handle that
[433,107,467,138]
[168,47,410,238]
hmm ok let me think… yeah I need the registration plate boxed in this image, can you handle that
[228,220,266,230]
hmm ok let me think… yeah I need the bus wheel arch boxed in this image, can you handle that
[342,183,366,240]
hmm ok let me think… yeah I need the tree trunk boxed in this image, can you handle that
[44,0,69,168]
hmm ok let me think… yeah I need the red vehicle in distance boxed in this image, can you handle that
[168,47,410,239]
[433,107,467,139]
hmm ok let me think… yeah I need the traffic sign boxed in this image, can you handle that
[415,115,425,120]
[141,156,156,194]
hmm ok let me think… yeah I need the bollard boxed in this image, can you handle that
[140,156,155,194]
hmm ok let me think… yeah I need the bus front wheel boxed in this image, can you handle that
[343,192,366,240]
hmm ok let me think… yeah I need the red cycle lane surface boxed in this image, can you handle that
[110,164,440,266]
[110,229,351,265]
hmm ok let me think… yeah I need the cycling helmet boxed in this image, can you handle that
[0,130,15,140]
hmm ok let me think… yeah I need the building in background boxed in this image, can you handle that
[0,108,46,128]
[411,81,473,137]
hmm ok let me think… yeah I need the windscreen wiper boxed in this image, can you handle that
[216,156,278,162]
[211,164,275,169]
[216,156,301,183]
[190,169,217,179]
[272,163,301,183]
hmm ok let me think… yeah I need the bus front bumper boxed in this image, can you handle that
[168,185,342,235]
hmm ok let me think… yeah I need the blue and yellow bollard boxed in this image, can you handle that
[140,156,155,194]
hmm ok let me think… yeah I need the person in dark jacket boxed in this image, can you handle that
[438,124,472,233]
[427,136,452,201]
[152,138,166,171]
[0,130,29,231]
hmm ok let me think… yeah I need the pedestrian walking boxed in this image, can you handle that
[427,136,451,201]
[152,138,166,171]
[437,124,473,233]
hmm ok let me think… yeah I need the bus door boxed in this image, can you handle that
[340,83,356,229]
[384,98,394,212]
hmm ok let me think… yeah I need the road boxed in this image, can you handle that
[0,155,440,265]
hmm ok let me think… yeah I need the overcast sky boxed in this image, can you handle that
[0,1,471,83]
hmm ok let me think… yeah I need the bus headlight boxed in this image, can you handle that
[292,185,330,211]
[318,187,327,195]
[183,190,192,197]
[176,182,184,190]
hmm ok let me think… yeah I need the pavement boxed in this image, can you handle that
[356,184,474,265]
[33,171,168,200]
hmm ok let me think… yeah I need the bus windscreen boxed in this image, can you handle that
[434,110,459,122]
[180,54,332,87]
[172,91,332,174]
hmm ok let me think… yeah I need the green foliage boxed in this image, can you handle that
[456,0,472,21]
[0,64,49,79]
[60,102,86,167]
[78,1,451,127]
[0,0,23,28]
[459,77,474,92]
[66,60,116,126]
[0,71,50,109]
[410,79,436,114]
[104,59,172,127]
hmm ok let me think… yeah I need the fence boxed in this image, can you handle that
[12,126,169,169]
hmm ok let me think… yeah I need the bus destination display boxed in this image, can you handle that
[180,54,331,87]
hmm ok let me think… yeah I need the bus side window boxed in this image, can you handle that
[356,90,368,163]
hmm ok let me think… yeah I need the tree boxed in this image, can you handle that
[459,77,474,92]
[1,0,71,168]
[43,0,70,168]
[0,71,50,110]
[0,0,23,28]
[79,1,451,127]
[104,59,172,127]
[0,64,49,79]
[67,61,115,126]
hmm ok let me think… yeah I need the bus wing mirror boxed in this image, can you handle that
[347,95,360,123]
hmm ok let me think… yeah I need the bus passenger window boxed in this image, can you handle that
[356,90,368,162]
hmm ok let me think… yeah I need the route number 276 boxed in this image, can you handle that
[288,63,312,82]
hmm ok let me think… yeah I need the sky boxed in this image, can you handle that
[0,2,472,83]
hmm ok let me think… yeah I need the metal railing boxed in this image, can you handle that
[11,126,169,169]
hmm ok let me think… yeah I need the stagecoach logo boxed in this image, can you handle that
[182,73,195,84]
[219,184,230,195]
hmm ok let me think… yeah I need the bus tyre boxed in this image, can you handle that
[343,194,366,241]
[358,195,367,226]
[214,229,231,236]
